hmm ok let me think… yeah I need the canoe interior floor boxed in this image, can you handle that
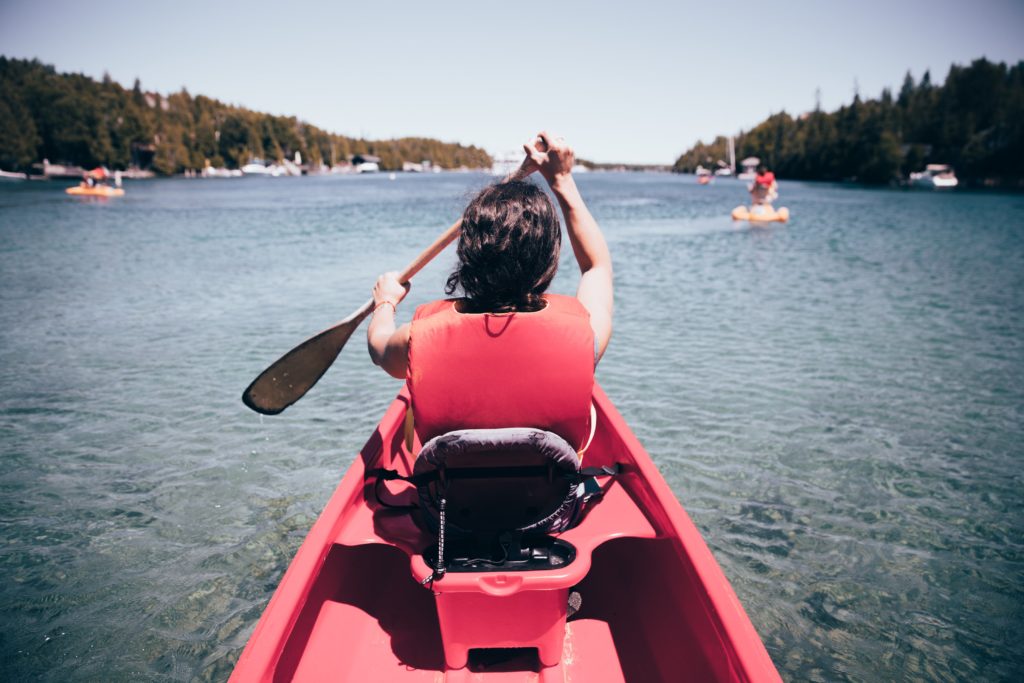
[291,596,625,682]
[275,538,722,682]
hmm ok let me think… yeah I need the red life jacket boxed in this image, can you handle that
[407,294,595,448]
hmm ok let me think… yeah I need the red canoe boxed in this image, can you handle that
[230,384,781,682]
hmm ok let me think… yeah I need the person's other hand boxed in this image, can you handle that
[523,131,575,186]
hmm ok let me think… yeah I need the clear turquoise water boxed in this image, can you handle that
[1,174,1021,681]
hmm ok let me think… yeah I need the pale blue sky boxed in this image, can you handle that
[2,0,1021,164]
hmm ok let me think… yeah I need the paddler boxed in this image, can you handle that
[366,132,613,453]
[750,166,778,206]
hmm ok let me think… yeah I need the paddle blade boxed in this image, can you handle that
[242,219,460,415]
[242,318,362,415]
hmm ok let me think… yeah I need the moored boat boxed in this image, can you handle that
[490,151,522,177]
[737,156,759,182]
[909,164,958,189]
[732,205,789,223]
[242,159,274,175]
[716,139,737,177]
[352,154,382,174]
[230,384,781,682]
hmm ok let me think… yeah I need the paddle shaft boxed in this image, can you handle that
[242,219,461,415]
[356,217,463,317]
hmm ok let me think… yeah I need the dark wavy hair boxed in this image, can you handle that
[445,181,561,312]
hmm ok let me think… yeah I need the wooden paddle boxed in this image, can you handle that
[242,219,462,415]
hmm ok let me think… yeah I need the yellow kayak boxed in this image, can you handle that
[66,185,125,197]
[732,205,789,223]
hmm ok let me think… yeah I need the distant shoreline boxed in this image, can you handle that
[0,56,491,176]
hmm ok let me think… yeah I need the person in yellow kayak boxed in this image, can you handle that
[366,132,613,455]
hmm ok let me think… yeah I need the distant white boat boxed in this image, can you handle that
[716,136,736,177]
[737,156,759,181]
[36,159,86,179]
[0,169,28,181]
[490,151,521,177]
[241,159,273,176]
[120,167,156,179]
[713,154,733,177]
[350,154,381,174]
[910,164,958,189]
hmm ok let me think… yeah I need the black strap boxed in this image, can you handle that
[366,463,621,487]
[579,464,622,477]
[365,467,438,487]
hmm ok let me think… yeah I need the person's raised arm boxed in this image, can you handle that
[367,271,411,379]
[524,132,613,361]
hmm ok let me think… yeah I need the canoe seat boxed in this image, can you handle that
[400,427,642,670]
[414,427,586,539]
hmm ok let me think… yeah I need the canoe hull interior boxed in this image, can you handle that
[230,385,780,682]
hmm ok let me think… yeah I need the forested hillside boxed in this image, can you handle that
[0,57,492,174]
[674,58,1024,186]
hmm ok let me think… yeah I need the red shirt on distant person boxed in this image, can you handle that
[750,168,778,205]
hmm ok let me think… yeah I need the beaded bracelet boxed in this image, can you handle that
[373,300,397,314]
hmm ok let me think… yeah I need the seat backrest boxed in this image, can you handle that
[413,428,581,534]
